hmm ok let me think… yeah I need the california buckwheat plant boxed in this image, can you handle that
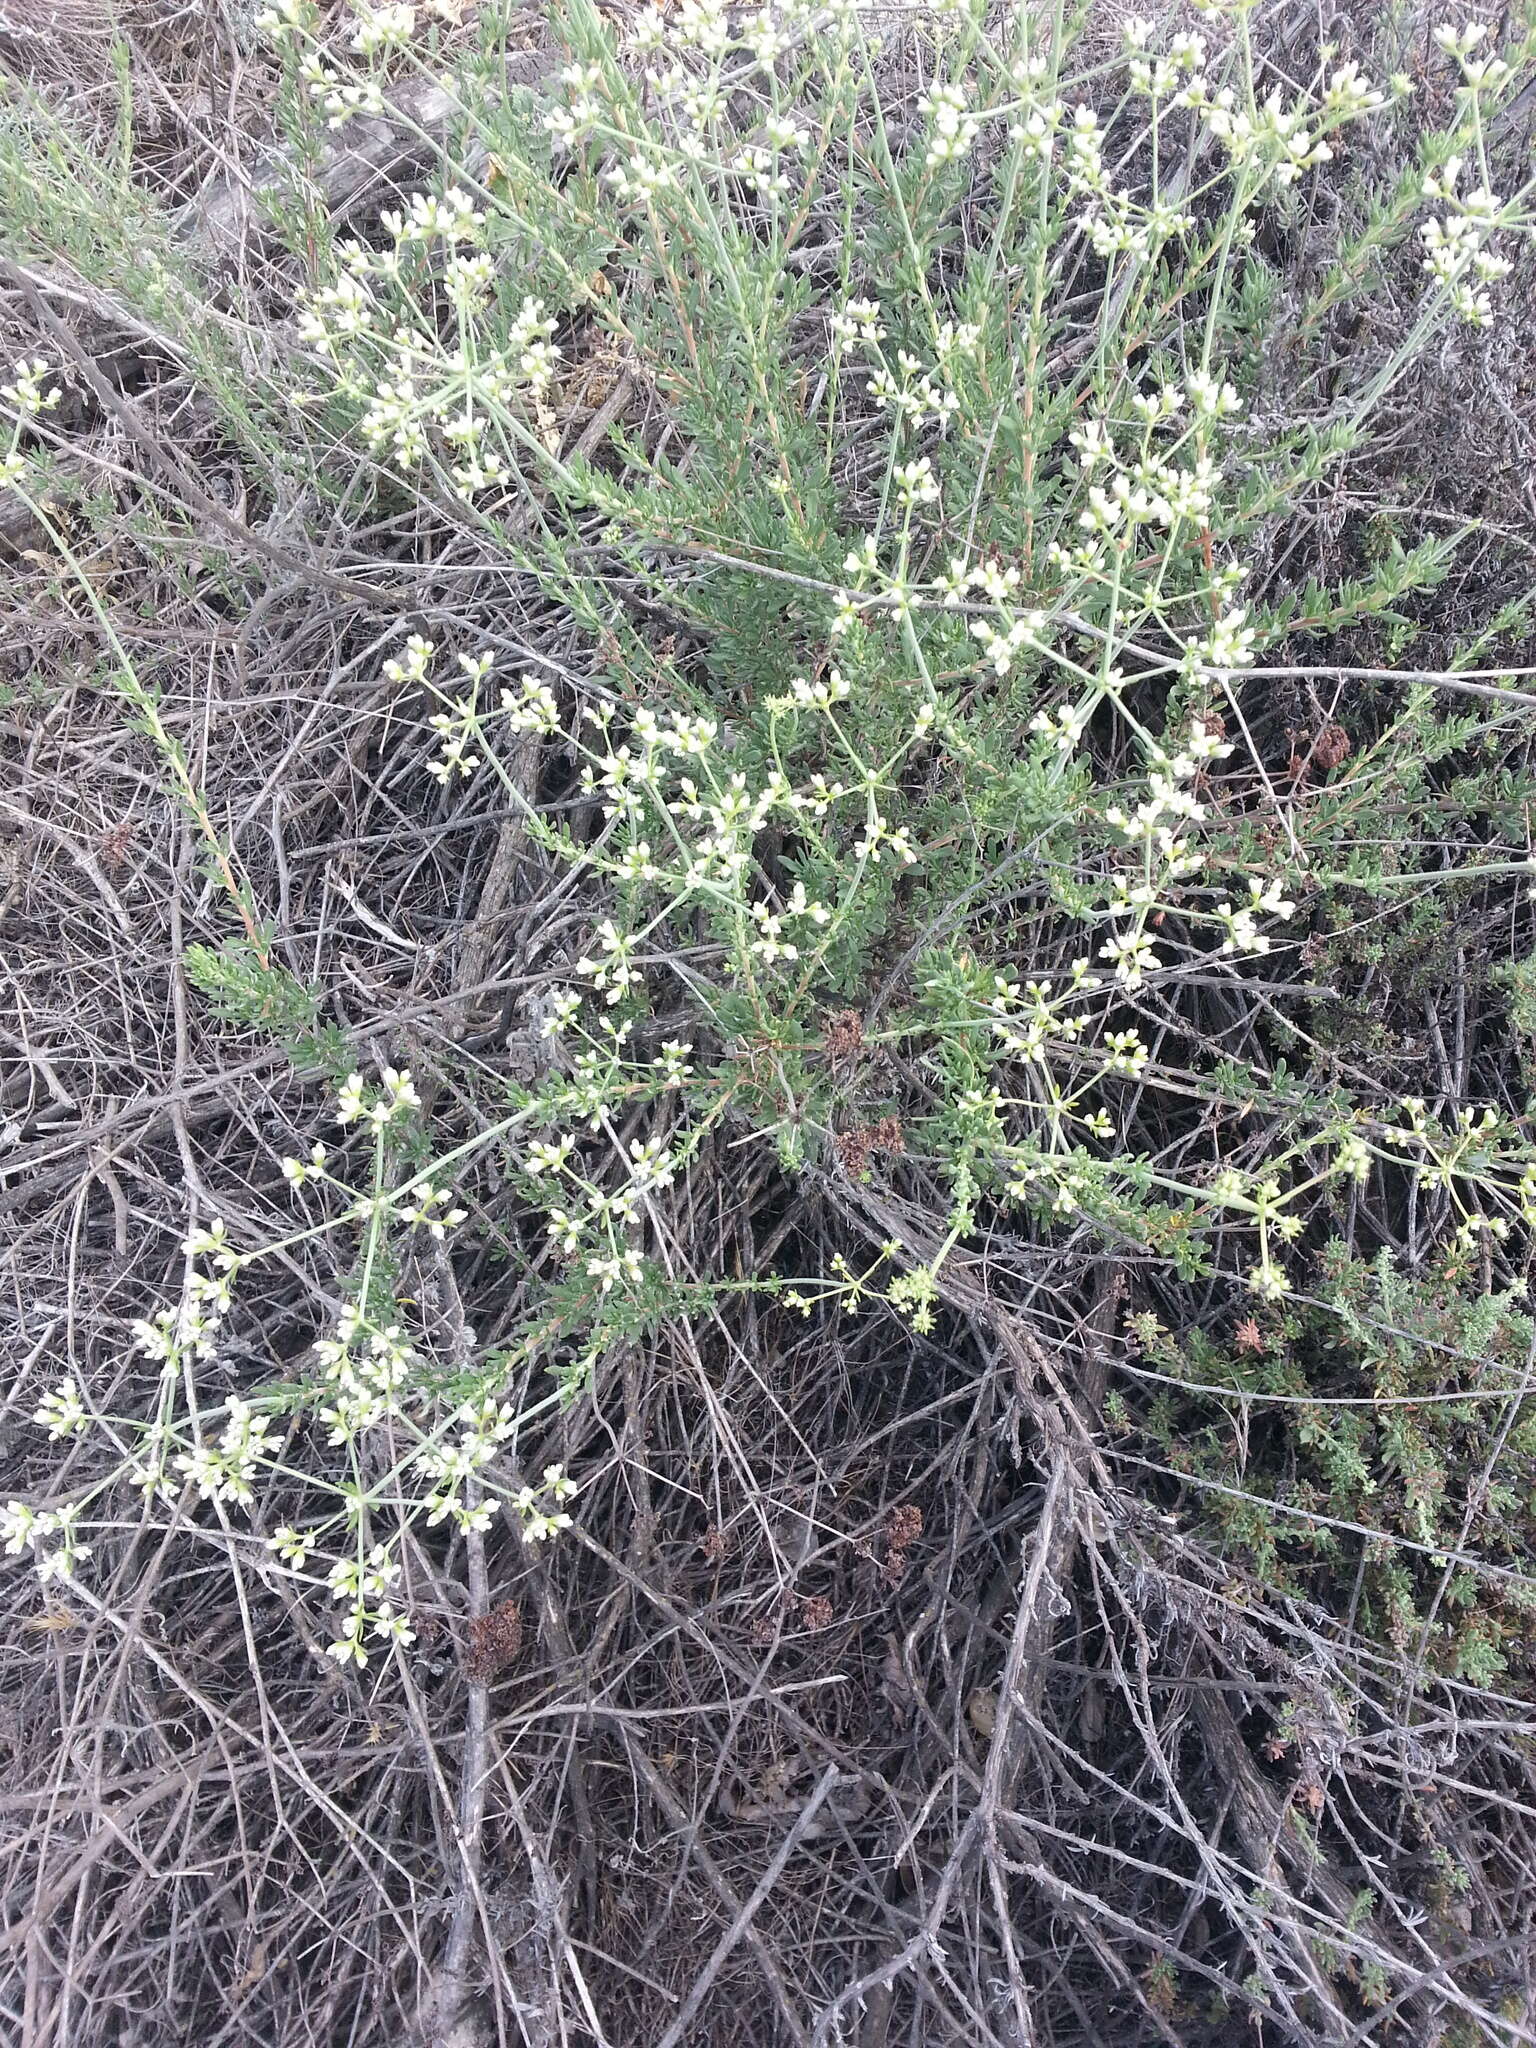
[250,0,1536,1289]
[11,0,1536,1693]
[7,0,1536,2040]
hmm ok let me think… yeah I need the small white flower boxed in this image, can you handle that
[1103,1030,1148,1077]
[281,1141,328,1192]
[1029,701,1089,754]
[383,636,435,686]
[336,1073,368,1125]
[1432,21,1487,58]
[538,988,583,1039]
[893,457,940,507]
[33,1378,87,1440]
[1187,370,1242,417]
[654,1039,694,1087]
[1069,418,1113,470]
[374,1067,421,1124]
[350,2,415,55]
[764,113,808,152]
[1098,928,1161,988]
[500,676,561,733]
[1246,1262,1291,1302]
[183,1218,238,1269]
[254,0,312,35]
[525,1135,576,1177]
[919,81,980,165]
[269,1525,315,1569]
[0,357,60,418]
[830,298,886,345]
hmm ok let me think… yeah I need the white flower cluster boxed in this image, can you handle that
[253,0,314,36]
[985,961,1099,1066]
[398,1181,470,1238]
[1121,20,1208,101]
[919,81,980,166]
[830,298,886,345]
[932,553,1019,607]
[1319,61,1388,118]
[1093,718,1296,990]
[252,0,455,112]
[314,1315,413,1444]
[731,143,790,198]
[514,1464,580,1543]
[1029,699,1090,754]
[321,1544,414,1667]
[351,2,416,57]
[570,694,878,920]
[1006,1151,1094,1216]
[894,455,940,506]
[1,356,59,420]
[518,1110,680,1300]
[1378,1100,1534,1253]
[1187,371,1243,418]
[381,188,485,248]
[867,358,959,430]
[410,1396,519,1532]
[424,651,490,782]
[1215,875,1297,956]
[381,636,567,783]
[545,62,607,150]
[1,1050,594,1672]
[1070,389,1223,538]
[540,0,831,200]
[1432,19,1511,89]
[336,1065,421,1127]
[1103,1028,1149,1078]
[1182,605,1258,680]
[32,1376,87,1440]
[632,0,733,63]
[853,815,917,865]
[751,880,831,961]
[1033,20,1398,257]
[1,1499,92,1583]
[831,304,980,439]
[1204,88,1337,186]
[829,537,904,629]
[298,50,385,128]
[1062,103,1195,258]
[1419,158,1512,328]
[296,195,560,496]
[9,1215,260,1565]
[294,1072,471,1243]
[971,604,1048,677]
[575,917,641,1003]
[1013,386,1238,612]
[776,668,851,711]
[0,354,62,488]
[176,1399,273,1506]
[501,672,562,734]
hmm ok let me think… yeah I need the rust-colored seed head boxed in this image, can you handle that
[823,1009,865,1062]
[881,1503,923,1585]
[463,1599,523,1681]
